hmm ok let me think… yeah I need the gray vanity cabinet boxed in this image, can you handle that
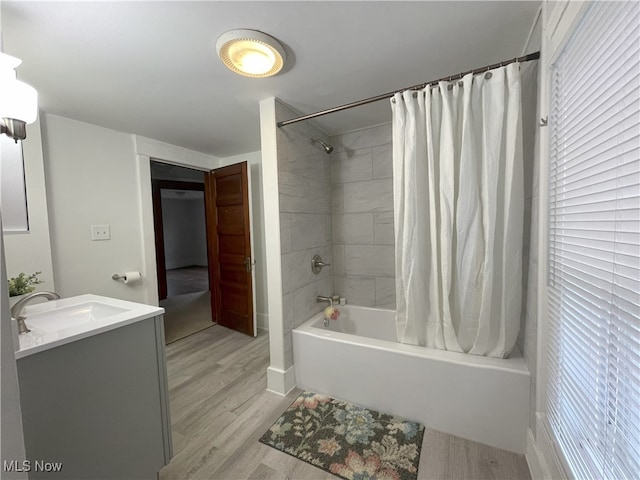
[16,315,172,479]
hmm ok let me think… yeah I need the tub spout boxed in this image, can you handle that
[316,295,333,306]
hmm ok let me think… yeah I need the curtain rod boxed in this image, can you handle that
[277,51,540,128]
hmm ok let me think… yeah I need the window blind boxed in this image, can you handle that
[547,1,640,479]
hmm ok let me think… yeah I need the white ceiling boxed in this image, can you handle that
[2,1,540,158]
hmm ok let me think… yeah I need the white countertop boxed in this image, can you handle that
[15,294,164,359]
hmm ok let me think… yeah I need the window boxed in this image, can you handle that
[547,2,639,479]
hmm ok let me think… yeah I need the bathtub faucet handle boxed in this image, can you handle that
[311,255,331,274]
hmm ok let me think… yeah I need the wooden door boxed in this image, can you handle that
[205,162,254,336]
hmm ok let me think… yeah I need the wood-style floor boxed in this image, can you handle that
[162,266,213,344]
[166,266,209,297]
[160,326,532,480]
[161,292,213,344]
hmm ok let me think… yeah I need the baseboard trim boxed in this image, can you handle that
[257,313,269,331]
[528,414,569,480]
[266,365,296,396]
[526,428,548,480]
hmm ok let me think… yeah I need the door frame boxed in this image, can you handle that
[151,179,206,301]
[134,136,258,335]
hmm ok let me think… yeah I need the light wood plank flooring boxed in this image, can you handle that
[160,326,531,480]
[161,292,213,344]
[166,266,209,297]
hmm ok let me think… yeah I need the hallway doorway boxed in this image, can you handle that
[150,162,213,343]
[166,266,208,296]
[150,160,257,342]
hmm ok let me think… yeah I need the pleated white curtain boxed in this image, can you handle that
[391,63,524,358]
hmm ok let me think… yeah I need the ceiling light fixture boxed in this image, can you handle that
[0,52,38,142]
[216,29,286,78]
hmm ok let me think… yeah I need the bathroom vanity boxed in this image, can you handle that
[14,295,172,480]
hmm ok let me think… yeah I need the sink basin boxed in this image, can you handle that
[25,302,129,332]
[16,294,164,359]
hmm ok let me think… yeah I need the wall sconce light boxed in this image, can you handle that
[0,52,38,142]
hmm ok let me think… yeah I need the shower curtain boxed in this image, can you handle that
[391,62,523,358]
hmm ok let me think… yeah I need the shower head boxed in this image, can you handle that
[311,138,333,154]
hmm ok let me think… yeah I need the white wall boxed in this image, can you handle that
[10,112,266,318]
[42,114,147,302]
[161,196,207,269]
[4,117,55,294]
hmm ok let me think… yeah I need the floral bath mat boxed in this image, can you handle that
[259,391,424,480]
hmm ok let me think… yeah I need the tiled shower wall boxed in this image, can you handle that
[275,90,537,394]
[329,124,396,308]
[276,100,333,370]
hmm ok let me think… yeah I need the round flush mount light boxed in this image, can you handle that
[216,29,286,78]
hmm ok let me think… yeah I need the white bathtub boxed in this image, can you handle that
[292,305,530,453]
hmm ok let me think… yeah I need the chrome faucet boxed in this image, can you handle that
[316,296,334,327]
[10,291,61,334]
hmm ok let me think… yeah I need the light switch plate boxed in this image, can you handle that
[91,225,111,241]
